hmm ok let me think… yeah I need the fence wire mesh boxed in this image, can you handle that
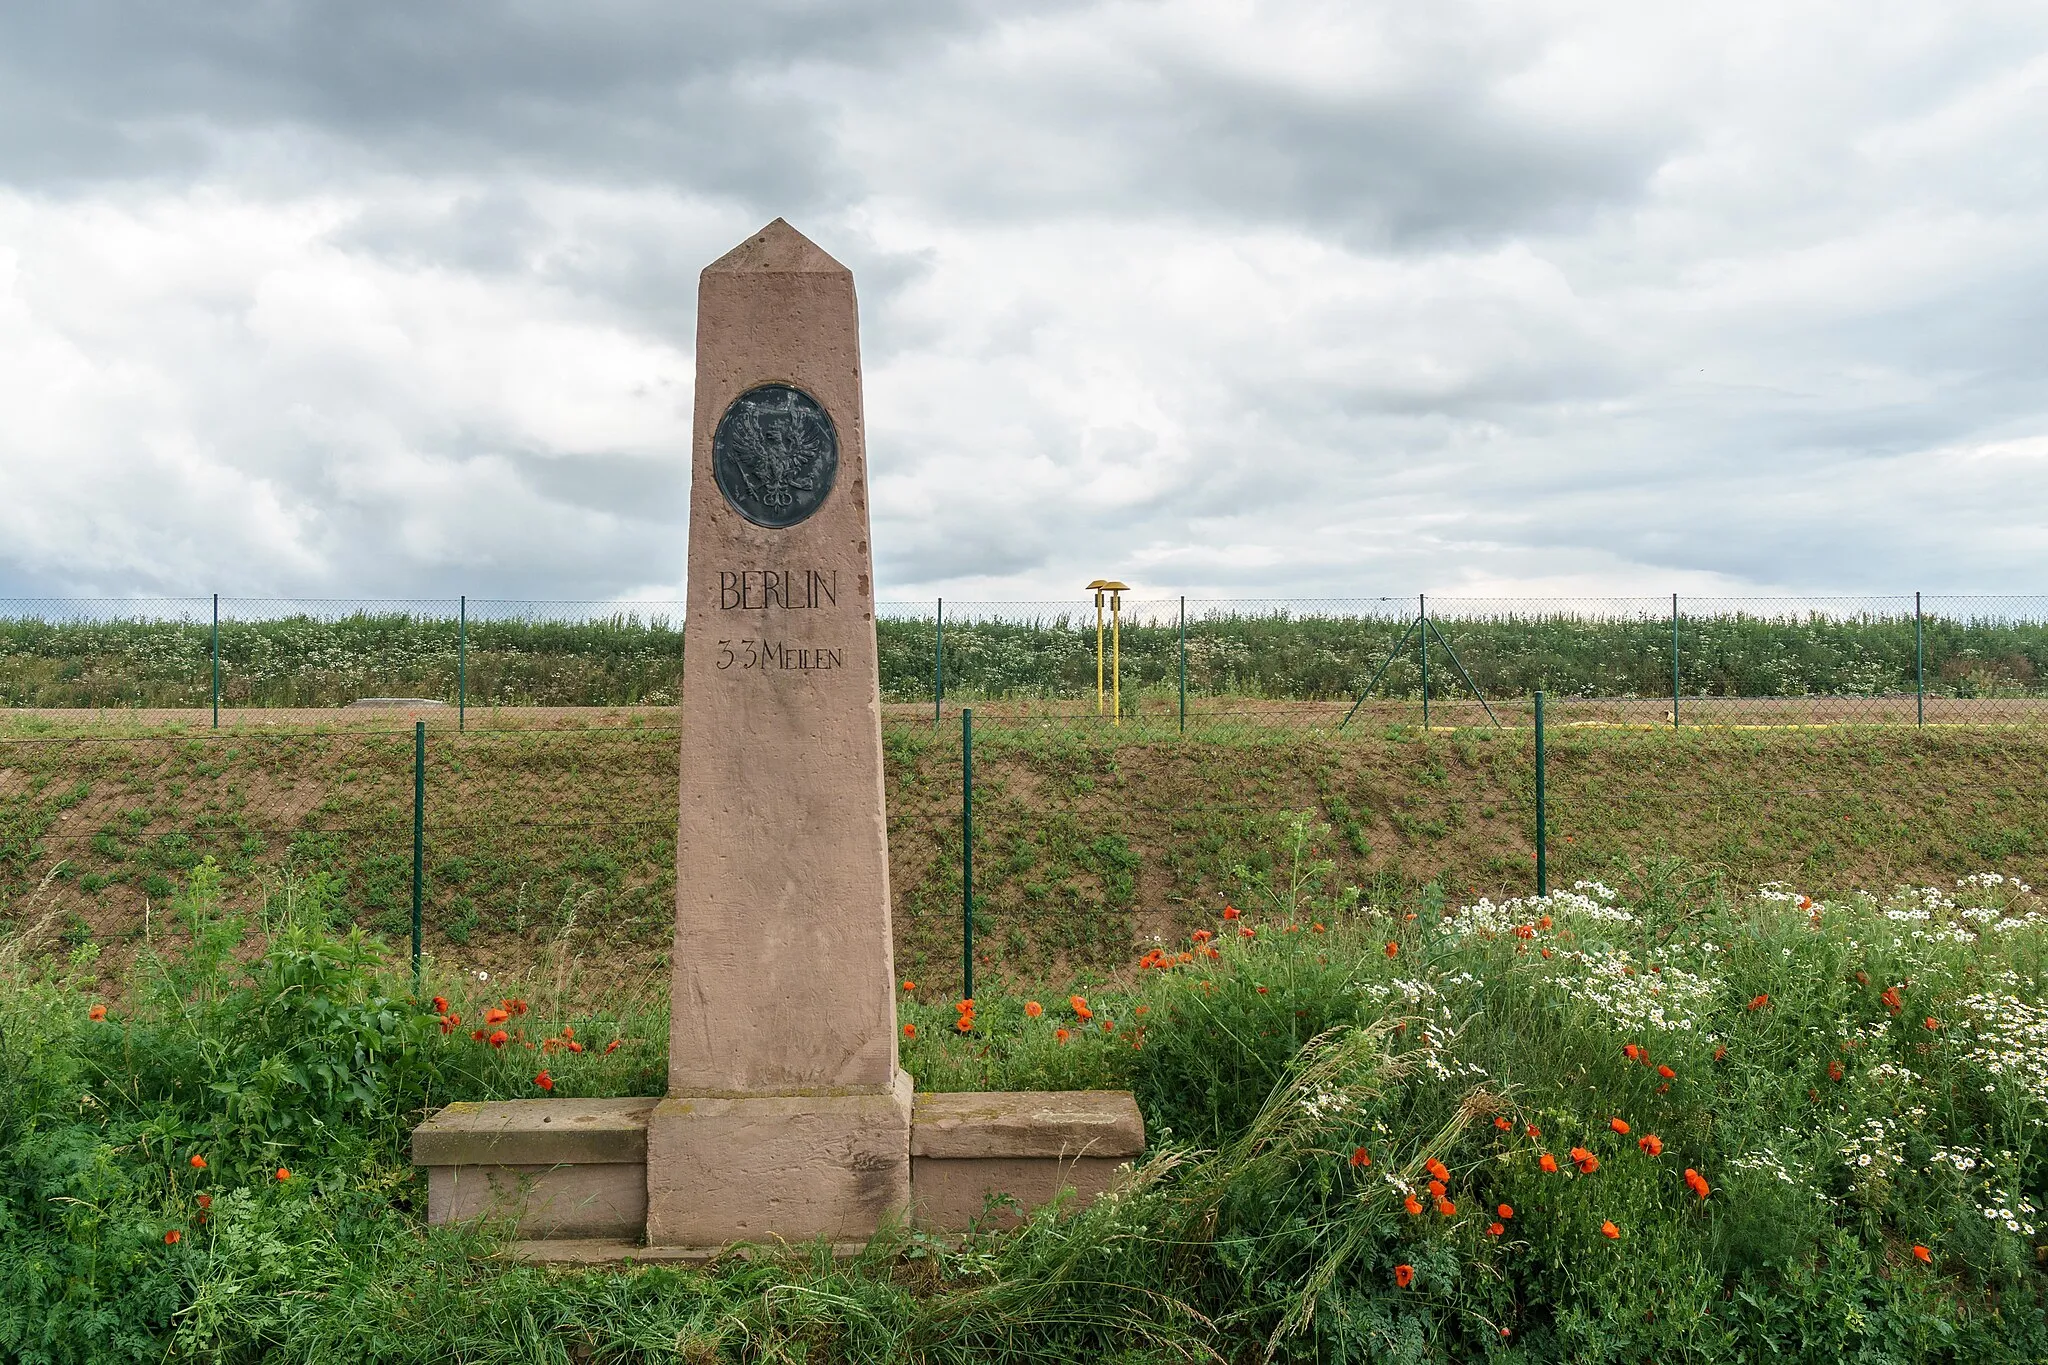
[0,728,684,957]
[3,593,2046,734]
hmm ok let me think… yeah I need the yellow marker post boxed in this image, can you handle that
[1088,580,1129,725]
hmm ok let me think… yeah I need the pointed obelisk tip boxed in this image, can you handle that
[704,218,848,274]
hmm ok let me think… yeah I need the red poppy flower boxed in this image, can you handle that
[1881,986,1903,1014]
[431,996,449,1014]
[1539,1153,1559,1173]
[1191,929,1213,944]
[189,1154,207,1170]
[1537,915,1552,930]
[1437,1198,1457,1217]
[164,1229,182,1245]
[196,1193,211,1210]
[1425,1158,1449,1181]
[1747,994,1769,1011]
[1609,1118,1630,1136]
[902,1023,917,1039]
[1488,1221,1505,1236]
[1623,1044,1641,1061]
[1222,905,1240,920]
[1526,1123,1541,1138]
[954,1014,975,1034]
[902,979,916,991]
[484,1007,510,1025]
[509,999,528,1016]
[1638,1135,1664,1156]
[533,1070,553,1091]
[1238,927,1256,939]
[1601,1220,1620,1239]
[955,998,974,1014]
[1394,1264,1414,1288]
[275,1167,291,1182]
[1827,1059,1844,1081]
[604,1038,621,1054]
[1349,1147,1370,1168]
[1658,1065,1676,1080]
[1912,1244,1931,1263]
[88,1004,107,1021]
[1312,922,1326,933]
[471,1029,486,1042]
[1055,1028,1070,1044]
[1069,995,1093,1021]
[1923,1017,1940,1031]
[1384,941,1399,958]
[488,1029,508,1048]
[1427,1179,1446,1198]
[567,1041,583,1053]
[1714,1045,1728,1061]
[1495,1116,1511,1130]
[1497,1203,1513,1219]
[1404,1195,1424,1216]
[440,1014,459,1034]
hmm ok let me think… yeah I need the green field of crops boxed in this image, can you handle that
[2,607,2045,708]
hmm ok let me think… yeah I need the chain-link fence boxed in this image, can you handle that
[9,709,2046,1001]
[891,593,2048,735]
[4,593,2046,734]
[0,727,684,970]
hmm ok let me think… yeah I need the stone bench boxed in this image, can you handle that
[413,1089,1143,1256]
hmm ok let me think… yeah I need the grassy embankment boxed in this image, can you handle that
[4,722,2047,1001]
[4,837,2044,1362]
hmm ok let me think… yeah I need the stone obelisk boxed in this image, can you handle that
[645,220,912,1247]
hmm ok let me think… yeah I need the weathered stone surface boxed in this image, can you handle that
[645,1069,913,1248]
[505,1239,873,1266]
[669,217,899,1098]
[411,1097,655,1167]
[909,1090,1144,1160]
[427,1163,646,1240]
[910,1155,1133,1231]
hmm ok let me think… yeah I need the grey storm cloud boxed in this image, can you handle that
[0,0,2046,605]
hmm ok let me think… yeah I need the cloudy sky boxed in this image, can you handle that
[1,1,2045,608]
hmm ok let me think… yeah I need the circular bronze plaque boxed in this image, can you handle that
[712,384,839,529]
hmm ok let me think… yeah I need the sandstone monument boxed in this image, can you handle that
[412,221,1141,1256]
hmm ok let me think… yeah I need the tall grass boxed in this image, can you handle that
[3,825,2045,1362]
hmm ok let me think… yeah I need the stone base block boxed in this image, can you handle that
[412,1097,656,1240]
[428,1163,646,1240]
[506,1238,871,1266]
[911,1155,1132,1230]
[908,1090,1145,1231]
[645,1069,914,1248]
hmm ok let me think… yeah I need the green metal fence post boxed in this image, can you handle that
[962,706,974,1005]
[458,594,467,733]
[1915,591,1924,727]
[1534,690,1548,897]
[935,597,944,727]
[412,720,425,992]
[1671,592,1680,728]
[1178,595,1187,734]
[210,593,220,728]
[1419,593,1429,730]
